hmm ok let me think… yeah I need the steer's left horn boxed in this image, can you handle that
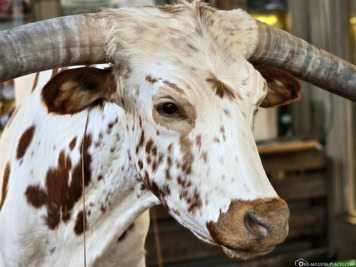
[0,14,108,82]
[249,20,356,102]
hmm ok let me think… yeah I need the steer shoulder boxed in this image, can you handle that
[0,68,151,266]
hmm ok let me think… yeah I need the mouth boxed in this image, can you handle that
[221,244,276,260]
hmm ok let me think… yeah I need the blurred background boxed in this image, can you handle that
[0,0,355,266]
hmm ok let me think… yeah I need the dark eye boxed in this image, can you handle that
[159,103,178,115]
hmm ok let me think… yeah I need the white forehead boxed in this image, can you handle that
[105,3,266,113]
[105,3,259,71]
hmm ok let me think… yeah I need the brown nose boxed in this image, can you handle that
[206,198,289,259]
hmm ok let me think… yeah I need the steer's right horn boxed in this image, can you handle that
[0,14,108,82]
[249,21,356,102]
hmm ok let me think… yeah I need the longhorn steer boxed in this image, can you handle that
[0,1,356,266]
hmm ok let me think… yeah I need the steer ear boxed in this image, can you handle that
[256,65,302,108]
[41,67,116,115]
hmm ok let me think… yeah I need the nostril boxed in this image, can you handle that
[244,211,269,241]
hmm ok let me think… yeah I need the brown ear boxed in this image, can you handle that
[255,65,302,108]
[41,67,116,115]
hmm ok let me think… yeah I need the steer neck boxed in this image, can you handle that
[80,102,160,228]
[46,104,160,266]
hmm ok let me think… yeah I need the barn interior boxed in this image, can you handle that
[0,0,355,266]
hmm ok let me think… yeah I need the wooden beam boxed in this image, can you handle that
[261,150,325,173]
[272,173,327,201]
[258,139,320,154]
[33,0,60,21]
[287,0,314,136]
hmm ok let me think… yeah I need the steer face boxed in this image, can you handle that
[121,56,294,259]
[40,3,301,260]
[101,5,299,260]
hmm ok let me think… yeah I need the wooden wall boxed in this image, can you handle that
[288,0,356,258]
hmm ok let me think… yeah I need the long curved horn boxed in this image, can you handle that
[0,14,108,82]
[249,21,356,102]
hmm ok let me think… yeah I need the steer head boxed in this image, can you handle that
[1,0,355,261]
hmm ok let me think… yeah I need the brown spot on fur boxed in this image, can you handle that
[207,74,235,99]
[146,76,157,84]
[162,185,171,197]
[136,131,145,154]
[179,137,193,175]
[195,25,203,36]
[138,160,143,169]
[107,117,118,132]
[158,153,164,165]
[187,189,202,214]
[69,137,77,151]
[179,187,202,214]
[0,163,10,211]
[152,162,158,173]
[167,157,172,168]
[151,146,157,157]
[177,175,192,188]
[25,135,92,230]
[176,161,181,169]
[140,183,147,191]
[165,169,172,180]
[187,43,199,52]
[163,81,185,94]
[101,205,106,213]
[146,155,152,165]
[143,171,171,200]
[74,210,87,235]
[201,152,208,163]
[195,135,201,149]
[145,139,153,154]
[220,126,226,142]
[180,190,188,200]
[16,126,35,160]
[224,109,231,117]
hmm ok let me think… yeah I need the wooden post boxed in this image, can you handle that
[288,0,314,137]
[33,0,60,21]
[226,0,246,10]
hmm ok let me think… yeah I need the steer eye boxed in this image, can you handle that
[157,102,179,116]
